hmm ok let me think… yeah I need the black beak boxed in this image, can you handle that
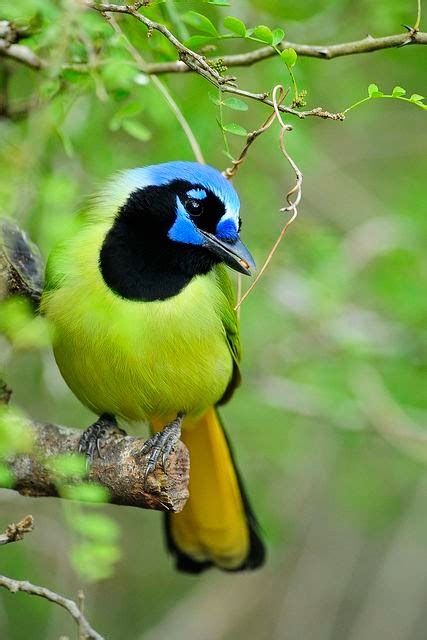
[199,230,256,275]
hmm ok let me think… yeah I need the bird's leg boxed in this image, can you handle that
[141,412,184,482]
[78,413,126,464]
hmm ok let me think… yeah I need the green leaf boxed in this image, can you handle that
[110,100,144,131]
[222,122,248,136]
[368,83,379,97]
[184,35,216,50]
[410,93,425,102]
[48,453,86,479]
[71,542,121,581]
[208,0,230,5]
[208,92,221,106]
[61,482,110,503]
[182,11,218,37]
[72,513,120,542]
[222,96,248,111]
[39,78,61,100]
[0,406,33,457]
[281,47,297,68]
[0,463,13,489]
[223,16,247,37]
[392,86,406,97]
[251,25,273,44]
[271,28,285,46]
[121,120,151,142]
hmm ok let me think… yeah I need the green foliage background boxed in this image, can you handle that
[0,0,426,638]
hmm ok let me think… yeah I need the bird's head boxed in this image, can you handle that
[99,162,255,301]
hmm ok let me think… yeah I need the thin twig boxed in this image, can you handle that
[87,2,230,86]
[0,515,34,546]
[142,30,427,75]
[414,0,422,31]
[0,574,104,640]
[235,86,301,311]
[222,87,288,180]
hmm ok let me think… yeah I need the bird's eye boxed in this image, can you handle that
[185,198,202,217]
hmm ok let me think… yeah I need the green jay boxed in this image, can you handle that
[41,161,265,572]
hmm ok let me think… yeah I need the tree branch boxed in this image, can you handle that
[87,1,228,86]
[0,514,104,639]
[0,573,104,640]
[0,514,34,546]
[142,30,427,75]
[2,414,189,512]
[0,21,45,70]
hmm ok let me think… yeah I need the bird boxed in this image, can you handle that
[41,161,265,573]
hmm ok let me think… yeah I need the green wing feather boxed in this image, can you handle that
[215,264,242,405]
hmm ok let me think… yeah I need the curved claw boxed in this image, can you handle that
[141,414,183,485]
[78,414,125,469]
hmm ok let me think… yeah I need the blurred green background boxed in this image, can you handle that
[1,0,427,638]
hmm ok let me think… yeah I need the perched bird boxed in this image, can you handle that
[41,161,265,572]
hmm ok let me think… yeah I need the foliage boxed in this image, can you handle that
[0,0,426,638]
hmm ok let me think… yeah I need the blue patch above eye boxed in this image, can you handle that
[216,218,239,242]
[168,197,204,246]
[187,188,207,200]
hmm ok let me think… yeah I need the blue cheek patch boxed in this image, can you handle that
[168,197,204,246]
[187,188,207,200]
[216,218,239,242]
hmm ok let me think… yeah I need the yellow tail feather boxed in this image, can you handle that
[153,407,264,572]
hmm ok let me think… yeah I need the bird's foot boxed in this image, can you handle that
[141,413,184,483]
[78,414,126,465]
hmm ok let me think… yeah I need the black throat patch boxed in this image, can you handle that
[99,181,224,302]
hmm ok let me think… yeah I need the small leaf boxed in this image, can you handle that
[392,86,406,97]
[121,120,151,142]
[110,100,144,131]
[271,28,285,46]
[410,93,425,102]
[208,92,221,106]
[222,122,248,136]
[251,25,273,44]
[184,35,216,50]
[281,47,297,68]
[72,514,120,542]
[223,16,246,37]
[61,482,110,503]
[48,453,86,479]
[208,0,230,6]
[222,96,248,111]
[0,463,13,489]
[368,83,379,97]
[182,11,218,37]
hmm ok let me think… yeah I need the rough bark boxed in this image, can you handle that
[5,419,189,512]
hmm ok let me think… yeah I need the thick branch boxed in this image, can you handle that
[0,218,44,305]
[0,22,45,70]
[2,416,189,512]
[143,30,427,74]
[0,39,45,70]
[0,574,104,640]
